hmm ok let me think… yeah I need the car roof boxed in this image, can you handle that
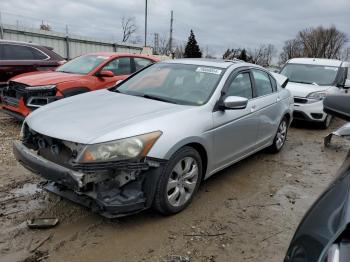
[85,52,159,61]
[0,39,44,47]
[162,58,253,69]
[287,58,343,67]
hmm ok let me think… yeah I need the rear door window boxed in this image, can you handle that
[2,44,48,60]
[102,57,132,75]
[252,70,274,97]
[133,57,153,72]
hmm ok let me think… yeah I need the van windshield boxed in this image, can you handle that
[280,64,339,86]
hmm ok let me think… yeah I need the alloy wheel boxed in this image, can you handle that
[276,119,287,150]
[166,157,199,207]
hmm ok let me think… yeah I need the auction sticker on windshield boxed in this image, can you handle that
[324,67,338,71]
[196,67,222,75]
[97,56,110,60]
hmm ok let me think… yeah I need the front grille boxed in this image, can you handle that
[294,97,308,104]
[4,81,28,98]
[3,81,56,105]
[2,96,19,107]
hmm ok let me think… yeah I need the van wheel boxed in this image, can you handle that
[268,116,288,153]
[153,147,202,215]
[321,114,332,129]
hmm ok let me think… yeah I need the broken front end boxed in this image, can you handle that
[13,125,165,218]
[1,81,60,120]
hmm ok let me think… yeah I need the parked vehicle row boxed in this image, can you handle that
[13,59,292,217]
[2,40,350,261]
[1,51,158,120]
[281,58,350,128]
[0,40,66,86]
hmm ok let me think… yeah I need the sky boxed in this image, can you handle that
[1,0,350,58]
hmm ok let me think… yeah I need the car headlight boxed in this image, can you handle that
[25,85,56,91]
[307,91,327,102]
[327,244,339,262]
[77,131,162,163]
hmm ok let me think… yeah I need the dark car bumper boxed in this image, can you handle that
[13,141,165,218]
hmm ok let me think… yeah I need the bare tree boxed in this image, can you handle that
[174,43,185,58]
[298,26,347,58]
[279,39,303,65]
[121,16,137,43]
[157,35,170,55]
[222,48,241,59]
[249,44,276,66]
[341,47,350,61]
[279,25,348,64]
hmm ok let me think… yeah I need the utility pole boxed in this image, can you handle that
[144,0,148,47]
[154,33,159,54]
[0,11,4,39]
[169,10,173,53]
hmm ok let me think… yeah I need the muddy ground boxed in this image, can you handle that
[0,110,349,262]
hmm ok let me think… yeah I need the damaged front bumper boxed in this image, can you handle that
[13,141,165,218]
[324,122,350,147]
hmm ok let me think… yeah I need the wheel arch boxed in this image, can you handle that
[162,137,210,178]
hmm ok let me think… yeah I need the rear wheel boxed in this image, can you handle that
[153,147,202,215]
[321,114,332,129]
[269,116,288,153]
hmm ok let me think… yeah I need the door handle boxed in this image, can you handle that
[276,97,281,102]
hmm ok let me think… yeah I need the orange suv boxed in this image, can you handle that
[1,52,159,120]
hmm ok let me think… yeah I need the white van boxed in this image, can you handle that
[280,58,350,128]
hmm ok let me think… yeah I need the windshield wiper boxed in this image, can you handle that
[142,94,178,104]
[57,70,73,74]
[290,80,313,85]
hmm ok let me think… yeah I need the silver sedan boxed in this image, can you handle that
[14,59,293,217]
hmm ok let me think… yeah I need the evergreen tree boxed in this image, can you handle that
[238,49,248,61]
[222,49,231,59]
[184,30,202,58]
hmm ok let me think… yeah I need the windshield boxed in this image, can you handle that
[280,64,339,86]
[113,63,225,105]
[56,55,108,74]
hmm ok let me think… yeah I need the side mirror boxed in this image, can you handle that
[221,96,248,110]
[98,70,114,77]
[323,95,350,121]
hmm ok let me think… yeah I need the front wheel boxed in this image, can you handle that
[268,116,289,153]
[321,114,332,129]
[153,147,202,215]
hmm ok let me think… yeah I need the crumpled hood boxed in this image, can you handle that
[285,82,331,98]
[26,90,188,144]
[12,71,86,86]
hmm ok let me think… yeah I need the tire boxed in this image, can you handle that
[268,116,289,153]
[321,114,332,129]
[153,146,203,215]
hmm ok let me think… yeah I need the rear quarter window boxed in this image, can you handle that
[2,44,48,60]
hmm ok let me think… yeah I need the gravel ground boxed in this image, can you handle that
[0,109,349,262]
